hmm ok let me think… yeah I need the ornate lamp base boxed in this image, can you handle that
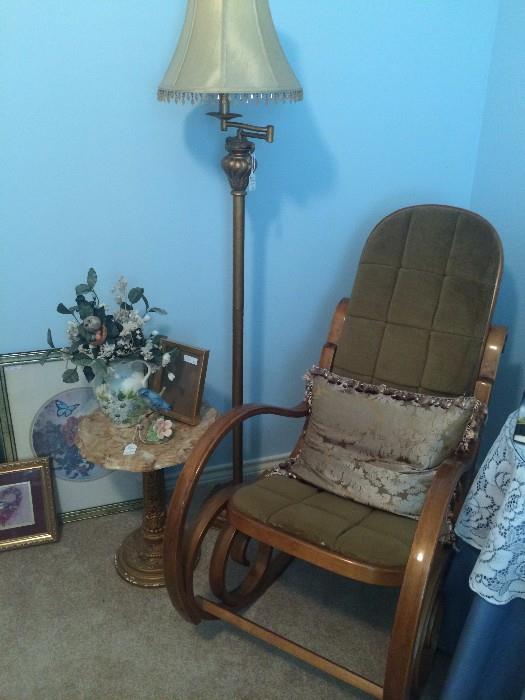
[115,471,166,588]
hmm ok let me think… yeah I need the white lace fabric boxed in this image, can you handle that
[456,411,525,605]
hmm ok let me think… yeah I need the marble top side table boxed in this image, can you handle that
[76,405,218,587]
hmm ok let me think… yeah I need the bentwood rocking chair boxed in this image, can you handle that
[163,205,506,699]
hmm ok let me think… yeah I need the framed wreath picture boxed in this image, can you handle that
[0,457,58,551]
[0,350,142,516]
[150,340,209,425]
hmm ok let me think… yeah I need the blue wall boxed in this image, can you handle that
[471,0,525,451]
[0,2,502,463]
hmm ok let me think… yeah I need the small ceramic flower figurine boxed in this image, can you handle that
[144,416,174,444]
[46,269,180,426]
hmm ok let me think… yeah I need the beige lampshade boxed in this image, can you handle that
[158,0,303,104]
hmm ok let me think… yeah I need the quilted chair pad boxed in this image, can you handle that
[231,474,417,568]
[334,205,501,395]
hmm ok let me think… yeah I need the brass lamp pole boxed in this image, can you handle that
[208,94,274,481]
[158,0,302,484]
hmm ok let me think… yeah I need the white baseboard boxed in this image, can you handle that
[164,453,289,492]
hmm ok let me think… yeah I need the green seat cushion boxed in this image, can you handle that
[230,475,418,568]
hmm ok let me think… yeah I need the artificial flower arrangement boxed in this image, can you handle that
[45,268,177,440]
[46,268,174,383]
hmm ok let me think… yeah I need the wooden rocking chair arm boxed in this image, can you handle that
[187,400,310,470]
[176,401,310,498]
[217,400,310,433]
[411,455,471,556]
[385,453,474,697]
[475,324,508,404]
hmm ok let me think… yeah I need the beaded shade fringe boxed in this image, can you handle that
[157,89,303,105]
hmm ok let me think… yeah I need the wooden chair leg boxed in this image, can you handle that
[209,524,293,609]
[230,530,251,565]
[164,485,238,624]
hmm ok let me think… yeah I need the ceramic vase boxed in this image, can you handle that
[94,360,152,426]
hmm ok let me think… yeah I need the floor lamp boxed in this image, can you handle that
[158,0,302,483]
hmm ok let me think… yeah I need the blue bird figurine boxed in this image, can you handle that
[137,388,172,413]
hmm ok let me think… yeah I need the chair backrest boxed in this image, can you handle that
[333,205,502,396]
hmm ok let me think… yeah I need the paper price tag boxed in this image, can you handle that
[184,354,198,366]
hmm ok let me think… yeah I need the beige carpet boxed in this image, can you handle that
[1,510,449,699]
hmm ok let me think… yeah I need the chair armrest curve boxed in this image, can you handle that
[385,454,473,695]
[392,455,472,633]
[411,456,470,559]
[182,401,309,483]
[164,401,309,566]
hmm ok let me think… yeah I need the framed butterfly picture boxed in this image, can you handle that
[0,457,58,552]
[0,350,142,517]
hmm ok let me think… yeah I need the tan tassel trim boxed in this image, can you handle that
[157,89,303,105]
[306,366,487,453]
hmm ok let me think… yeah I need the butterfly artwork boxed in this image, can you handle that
[55,399,80,418]
[32,387,108,482]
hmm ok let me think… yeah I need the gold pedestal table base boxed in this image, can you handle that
[76,406,218,588]
[115,471,166,587]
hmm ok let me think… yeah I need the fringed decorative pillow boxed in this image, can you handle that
[284,367,485,519]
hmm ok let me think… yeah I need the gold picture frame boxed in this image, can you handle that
[150,340,209,426]
[0,457,58,551]
[0,349,143,517]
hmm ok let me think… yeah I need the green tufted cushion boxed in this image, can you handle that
[333,205,502,395]
[230,474,418,567]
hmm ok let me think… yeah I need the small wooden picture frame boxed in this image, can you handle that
[150,340,209,426]
[0,457,58,551]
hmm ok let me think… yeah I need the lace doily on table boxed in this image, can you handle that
[456,410,525,605]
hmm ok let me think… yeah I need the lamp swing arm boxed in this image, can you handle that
[226,122,274,143]
[207,93,275,143]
